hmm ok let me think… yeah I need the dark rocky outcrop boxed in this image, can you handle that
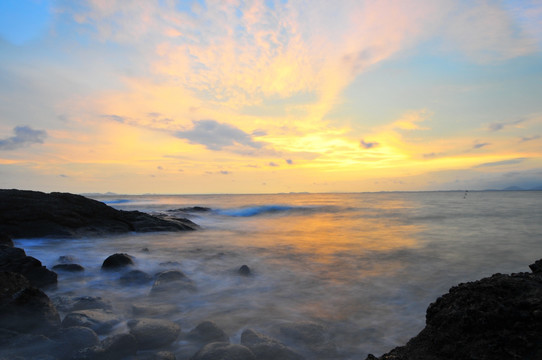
[186,321,229,344]
[0,189,198,238]
[101,252,134,270]
[366,260,542,360]
[0,245,57,288]
[190,342,256,360]
[0,234,13,247]
[238,264,251,276]
[127,318,181,349]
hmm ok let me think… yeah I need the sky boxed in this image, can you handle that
[0,0,541,194]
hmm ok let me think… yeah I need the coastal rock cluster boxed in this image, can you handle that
[0,189,198,238]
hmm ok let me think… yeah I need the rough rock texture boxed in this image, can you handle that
[0,245,57,288]
[150,269,196,296]
[0,286,61,335]
[62,309,122,335]
[366,261,542,360]
[0,189,198,238]
[52,263,85,272]
[241,328,305,360]
[190,342,256,360]
[128,318,181,350]
[101,253,134,270]
[186,321,229,344]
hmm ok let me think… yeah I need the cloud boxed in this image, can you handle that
[102,114,126,123]
[175,120,263,151]
[520,135,540,142]
[268,162,279,167]
[473,142,491,149]
[0,126,47,151]
[488,118,524,131]
[360,139,379,149]
[285,159,293,165]
[475,158,527,168]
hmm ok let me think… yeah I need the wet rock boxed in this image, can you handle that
[0,330,58,359]
[62,309,122,334]
[52,263,85,272]
[150,270,196,295]
[172,206,211,213]
[366,266,542,360]
[53,326,100,358]
[238,265,251,276]
[241,329,304,360]
[53,296,112,313]
[137,350,177,360]
[0,286,61,335]
[0,270,30,301]
[0,189,198,238]
[276,322,337,358]
[186,321,229,344]
[0,246,57,288]
[72,333,137,360]
[128,318,181,350]
[120,269,153,285]
[101,253,134,270]
[0,234,13,247]
[57,255,76,263]
[190,342,256,360]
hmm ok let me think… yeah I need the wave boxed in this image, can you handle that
[216,205,320,217]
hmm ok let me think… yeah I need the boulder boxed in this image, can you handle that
[52,263,85,272]
[0,246,57,288]
[366,263,542,360]
[238,265,251,276]
[190,342,256,360]
[62,309,122,335]
[241,329,304,360]
[0,270,30,301]
[0,234,13,247]
[120,269,153,285]
[150,270,196,296]
[186,321,229,344]
[0,286,61,335]
[101,253,134,270]
[72,333,138,360]
[0,189,198,239]
[52,326,100,359]
[128,318,181,350]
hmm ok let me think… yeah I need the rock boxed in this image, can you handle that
[529,259,542,274]
[53,296,112,313]
[137,351,177,360]
[276,322,337,358]
[53,326,100,358]
[72,333,138,360]
[0,286,61,335]
[0,189,198,239]
[190,342,256,360]
[238,265,251,276]
[0,330,58,359]
[241,329,304,360]
[52,263,85,272]
[0,246,57,288]
[57,255,76,263]
[172,206,211,213]
[62,309,122,335]
[150,270,196,296]
[101,253,134,270]
[366,267,542,360]
[0,234,13,247]
[186,321,229,344]
[0,270,30,301]
[128,318,181,350]
[120,269,153,285]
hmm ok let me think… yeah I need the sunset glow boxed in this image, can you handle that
[1,0,541,193]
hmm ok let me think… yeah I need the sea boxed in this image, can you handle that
[15,191,542,359]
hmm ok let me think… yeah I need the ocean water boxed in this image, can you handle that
[16,191,542,359]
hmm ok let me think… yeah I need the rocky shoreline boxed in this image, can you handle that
[1,189,542,359]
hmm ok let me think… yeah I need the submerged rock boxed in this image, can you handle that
[241,329,305,360]
[0,246,57,288]
[62,309,122,335]
[53,326,100,358]
[366,261,542,360]
[101,253,134,270]
[0,189,198,238]
[238,265,251,276]
[52,263,85,272]
[186,321,229,344]
[128,318,181,350]
[150,269,196,295]
[276,322,337,358]
[190,342,256,360]
[120,269,153,285]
